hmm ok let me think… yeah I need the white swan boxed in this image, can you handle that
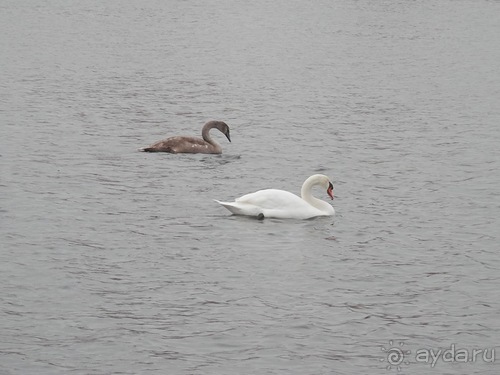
[215,174,335,219]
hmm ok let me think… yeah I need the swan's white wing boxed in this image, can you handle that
[235,189,305,210]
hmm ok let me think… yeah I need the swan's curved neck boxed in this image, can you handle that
[301,176,328,211]
[201,123,221,150]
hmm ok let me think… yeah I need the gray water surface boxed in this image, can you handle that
[1,1,500,374]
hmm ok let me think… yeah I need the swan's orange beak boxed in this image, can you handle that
[327,183,334,200]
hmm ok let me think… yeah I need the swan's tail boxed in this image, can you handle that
[214,200,240,215]
[214,200,261,217]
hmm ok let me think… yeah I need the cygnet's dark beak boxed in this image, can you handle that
[225,132,231,142]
